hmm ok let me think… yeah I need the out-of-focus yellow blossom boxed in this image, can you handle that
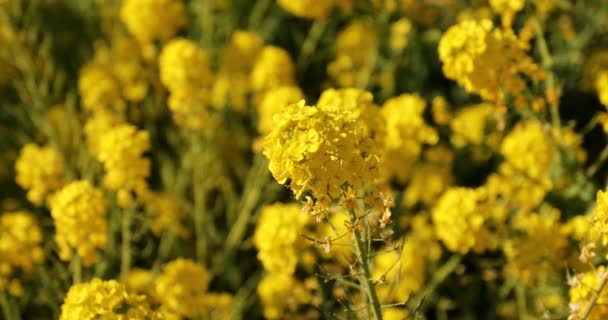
[276,0,352,19]
[125,268,154,294]
[317,209,353,263]
[254,203,309,273]
[383,308,409,320]
[257,272,311,319]
[49,181,107,266]
[220,30,263,75]
[120,0,186,45]
[256,86,304,135]
[78,34,149,113]
[374,215,440,302]
[381,93,438,182]
[485,165,548,215]
[213,30,264,112]
[328,20,377,88]
[0,211,44,296]
[552,126,587,164]
[502,210,567,284]
[78,63,124,113]
[432,187,494,253]
[500,121,554,188]
[154,258,209,318]
[159,38,214,129]
[142,191,187,237]
[489,0,525,27]
[438,19,545,108]
[431,96,451,125]
[596,70,608,108]
[569,266,608,320]
[93,123,150,207]
[84,110,122,155]
[564,215,591,242]
[590,190,608,245]
[250,46,296,95]
[15,144,64,205]
[263,89,384,213]
[60,278,159,320]
[389,18,412,52]
[403,146,453,207]
[198,293,233,320]
[450,103,496,147]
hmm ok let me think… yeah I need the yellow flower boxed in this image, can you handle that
[438,19,545,107]
[590,190,608,246]
[383,308,409,320]
[250,46,296,94]
[569,266,608,320]
[15,144,64,205]
[60,278,159,320]
[254,203,310,273]
[120,0,186,45]
[276,0,333,19]
[159,38,213,129]
[501,210,567,284]
[328,20,377,88]
[257,272,311,319]
[155,258,209,317]
[381,93,438,182]
[93,123,150,207]
[49,181,107,266]
[596,70,608,108]
[389,18,412,52]
[0,211,44,296]
[256,86,304,135]
[262,88,384,210]
[500,121,554,188]
[432,187,493,253]
[142,191,187,237]
[489,0,525,26]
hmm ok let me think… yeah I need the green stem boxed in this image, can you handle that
[120,209,133,281]
[347,209,383,320]
[410,254,463,309]
[0,291,18,320]
[580,269,608,320]
[516,284,528,320]
[587,144,608,177]
[533,18,561,129]
[297,19,328,70]
[71,254,82,284]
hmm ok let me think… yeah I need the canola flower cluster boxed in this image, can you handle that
[0,211,44,296]
[254,203,311,319]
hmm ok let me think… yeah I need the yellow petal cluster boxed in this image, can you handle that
[213,30,264,112]
[254,203,310,274]
[60,278,159,320]
[159,38,213,129]
[262,88,383,210]
[502,210,567,284]
[381,93,438,182]
[15,143,64,205]
[569,266,608,320]
[93,123,150,207]
[250,46,296,94]
[500,121,554,188]
[596,70,608,108]
[590,189,608,246]
[0,211,44,296]
[328,20,377,88]
[489,0,525,26]
[432,187,493,254]
[438,19,545,107]
[78,34,149,113]
[120,0,186,45]
[48,181,107,266]
[256,86,304,135]
[404,147,453,206]
[257,272,311,319]
[276,0,333,19]
[154,258,209,318]
[142,192,187,237]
